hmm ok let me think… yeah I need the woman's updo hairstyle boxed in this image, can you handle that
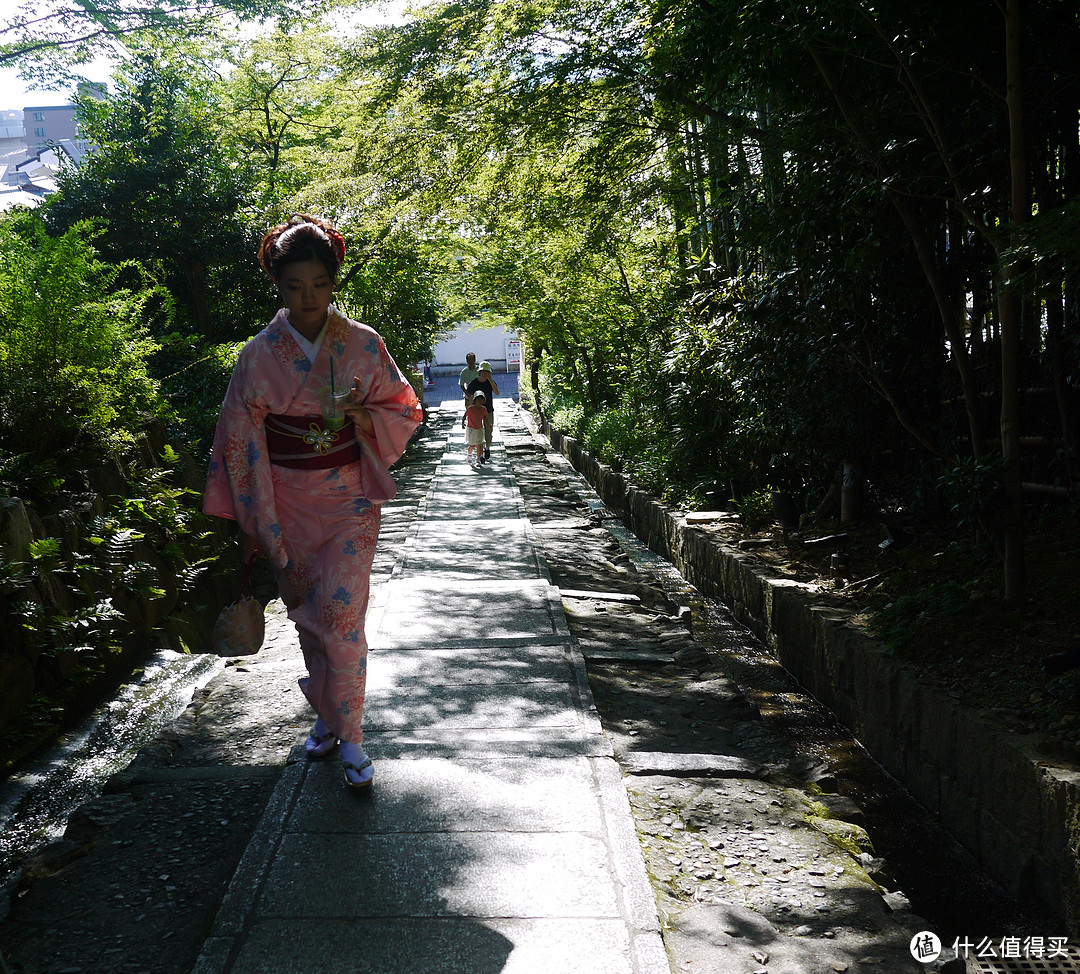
[258,214,346,282]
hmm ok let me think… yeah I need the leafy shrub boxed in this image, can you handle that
[938,455,1007,530]
[867,580,972,649]
[0,211,167,505]
[584,404,640,470]
[539,366,587,438]
[154,334,242,463]
[735,489,775,531]
[1,455,221,670]
[335,229,446,370]
[550,402,586,438]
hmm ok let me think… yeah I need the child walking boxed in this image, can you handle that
[462,391,488,465]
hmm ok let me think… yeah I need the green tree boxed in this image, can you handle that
[47,50,262,338]
[0,0,319,83]
[221,26,350,205]
[351,0,1080,604]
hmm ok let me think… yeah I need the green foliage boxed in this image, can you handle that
[539,369,586,438]
[550,403,586,441]
[939,457,1008,531]
[334,230,446,370]
[27,538,62,571]
[153,335,242,462]
[868,580,973,650]
[584,405,641,472]
[0,211,165,504]
[734,490,775,532]
[346,0,948,511]
[47,49,264,338]
[2,454,220,669]
[344,0,1080,553]
[221,27,350,204]
[0,0,320,81]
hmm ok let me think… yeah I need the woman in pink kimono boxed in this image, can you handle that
[204,214,422,790]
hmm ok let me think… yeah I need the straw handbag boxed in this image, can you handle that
[210,564,264,656]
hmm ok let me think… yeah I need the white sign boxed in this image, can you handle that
[506,339,522,371]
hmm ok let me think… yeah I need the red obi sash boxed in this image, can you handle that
[264,413,362,469]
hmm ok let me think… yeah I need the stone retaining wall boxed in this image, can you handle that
[543,424,1080,936]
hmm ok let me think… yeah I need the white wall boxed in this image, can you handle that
[430,320,519,373]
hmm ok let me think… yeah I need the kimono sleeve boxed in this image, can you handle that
[203,349,291,570]
[360,336,424,467]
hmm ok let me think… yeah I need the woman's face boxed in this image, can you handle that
[278,258,334,337]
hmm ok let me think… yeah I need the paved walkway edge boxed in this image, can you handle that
[193,745,310,974]
[541,416,1080,936]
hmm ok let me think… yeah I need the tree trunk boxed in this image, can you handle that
[182,257,214,338]
[666,126,692,278]
[807,46,988,459]
[1044,280,1075,471]
[687,120,710,266]
[999,0,1027,604]
[757,95,784,210]
[704,118,733,275]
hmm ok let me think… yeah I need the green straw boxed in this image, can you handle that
[330,357,335,400]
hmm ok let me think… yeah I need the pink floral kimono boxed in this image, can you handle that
[204,307,423,743]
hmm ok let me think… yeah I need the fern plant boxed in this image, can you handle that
[0,210,169,506]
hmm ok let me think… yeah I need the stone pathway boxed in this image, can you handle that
[0,394,973,974]
[188,400,668,973]
[497,405,950,974]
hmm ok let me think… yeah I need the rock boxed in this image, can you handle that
[674,646,712,668]
[621,751,767,779]
[64,794,139,844]
[806,764,840,793]
[772,492,801,531]
[685,512,735,525]
[857,852,886,880]
[814,793,867,825]
[0,652,35,730]
[882,890,911,912]
[807,815,875,855]
[18,840,88,882]
[0,496,33,562]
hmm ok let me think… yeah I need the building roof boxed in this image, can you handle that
[0,138,87,206]
[56,138,90,164]
[0,183,48,211]
[11,139,90,172]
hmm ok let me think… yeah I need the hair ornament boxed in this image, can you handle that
[327,229,346,264]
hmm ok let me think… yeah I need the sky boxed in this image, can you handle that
[0,0,408,113]
[0,0,116,112]
[0,62,111,113]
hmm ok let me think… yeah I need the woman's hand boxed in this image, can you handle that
[240,529,262,566]
[345,376,374,434]
[345,404,374,435]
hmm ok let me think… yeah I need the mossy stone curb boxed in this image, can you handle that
[543,423,1080,936]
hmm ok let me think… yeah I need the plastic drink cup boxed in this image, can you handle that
[320,386,350,430]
